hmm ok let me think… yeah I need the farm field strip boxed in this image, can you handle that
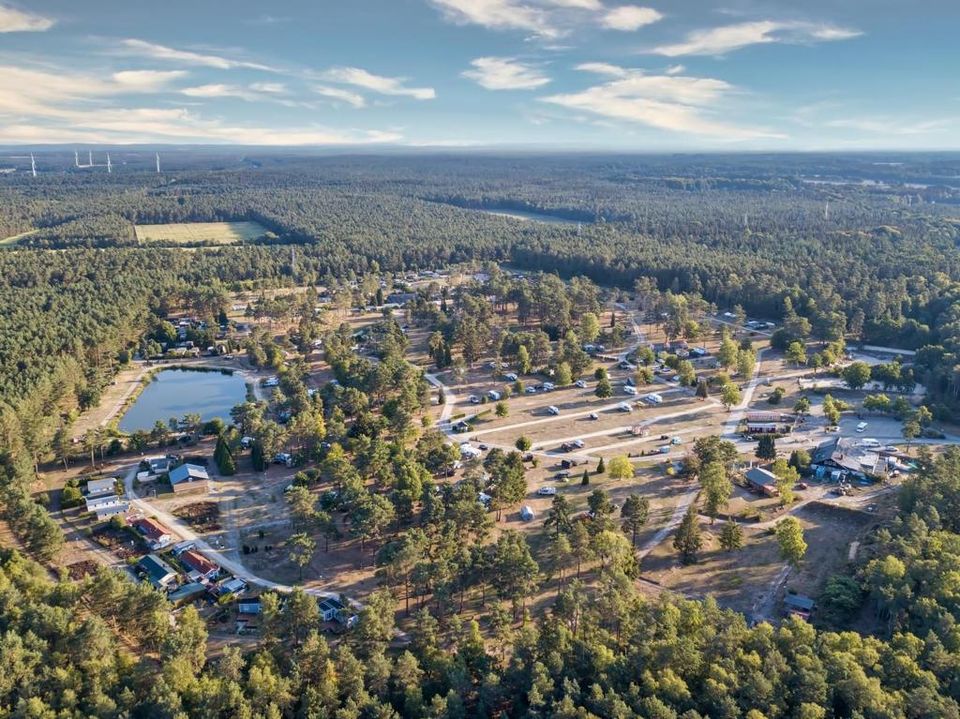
[134,220,267,244]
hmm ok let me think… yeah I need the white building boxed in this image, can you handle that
[85,494,129,520]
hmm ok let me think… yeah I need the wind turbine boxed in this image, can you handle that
[74,151,80,168]
[155,152,161,173]
[87,150,92,167]
[30,153,36,178]
[106,153,112,174]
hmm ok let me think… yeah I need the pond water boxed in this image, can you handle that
[119,369,247,433]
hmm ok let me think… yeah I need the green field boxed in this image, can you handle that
[0,229,38,246]
[134,221,267,245]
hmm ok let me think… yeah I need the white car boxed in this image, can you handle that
[571,439,585,449]
[537,486,557,496]
[543,382,556,391]
[617,402,633,412]
[525,386,538,394]
[588,412,599,420]
[505,373,518,381]
[469,395,480,404]
[624,385,638,395]
[547,405,560,415]
[575,379,587,389]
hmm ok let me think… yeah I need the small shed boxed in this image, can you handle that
[784,593,815,619]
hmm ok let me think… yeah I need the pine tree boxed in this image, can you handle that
[214,435,236,476]
[695,379,709,400]
[580,470,589,486]
[673,505,702,564]
[251,441,267,472]
[596,456,605,474]
[719,521,744,551]
[756,434,777,460]
[595,376,613,398]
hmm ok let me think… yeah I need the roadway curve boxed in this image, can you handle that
[123,465,341,600]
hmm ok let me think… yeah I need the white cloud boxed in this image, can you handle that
[181,83,301,105]
[649,20,861,57]
[0,63,401,145]
[182,84,259,101]
[320,67,435,100]
[112,70,188,91]
[428,0,560,39]
[462,57,550,90]
[665,64,685,75]
[0,4,54,32]
[541,62,784,140]
[543,0,602,8]
[313,85,367,108]
[250,82,286,93]
[825,117,954,136]
[810,26,862,41]
[119,39,276,71]
[600,6,663,31]
[575,62,630,77]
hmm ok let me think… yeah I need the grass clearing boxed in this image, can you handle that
[0,229,38,246]
[134,221,268,245]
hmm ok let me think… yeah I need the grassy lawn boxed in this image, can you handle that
[0,229,38,246]
[134,221,268,245]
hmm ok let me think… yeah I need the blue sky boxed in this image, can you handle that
[1,0,958,149]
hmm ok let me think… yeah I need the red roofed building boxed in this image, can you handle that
[131,517,175,550]
[180,549,219,581]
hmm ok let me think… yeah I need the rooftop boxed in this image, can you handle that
[745,467,777,485]
[180,549,218,576]
[139,554,176,583]
[132,517,172,540]
[169,463,209,485]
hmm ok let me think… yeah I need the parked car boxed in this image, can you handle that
[505,372,518,381]
[468,394,480,404]
[543,382,556,391]
[575,379,587,389]
[547,405,560,415]
[554,471,571,480]
[537,486,557,496]
[588,412,599,420]
[525,386,538,394]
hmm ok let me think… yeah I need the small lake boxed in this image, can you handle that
[119,369,247,433]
